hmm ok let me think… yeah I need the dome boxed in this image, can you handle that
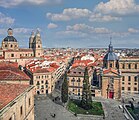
[3,28,17,42]
[103,42,118,61]
[104,52,118,61]
[3,36,17,42]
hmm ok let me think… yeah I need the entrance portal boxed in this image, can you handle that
[109,91,114,99]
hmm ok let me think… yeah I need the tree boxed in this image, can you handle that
[81,67,92,110]
[61,72,68,103]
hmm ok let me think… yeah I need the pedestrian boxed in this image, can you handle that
[103,114,105,119]
[74,113,77,117]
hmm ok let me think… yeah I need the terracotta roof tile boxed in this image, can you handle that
[0,62,30,81]
[0,83,29,110]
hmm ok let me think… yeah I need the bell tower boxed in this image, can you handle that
[29,31,35,48]
[32,30,43,57]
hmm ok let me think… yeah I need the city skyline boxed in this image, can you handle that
[0,0,139,48]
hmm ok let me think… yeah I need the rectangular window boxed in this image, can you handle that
[134,76,137,82]
[128,87,131,91]
[20,106,23,115]
[128,83,131,85]
[128,76,131,81]
[41,85,44,89]
[29,98,31,106]
[122,87,124,90]
[122,76,125,81]
[134,87,137,91]
[11,54,14,57]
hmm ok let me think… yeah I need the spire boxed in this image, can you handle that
[36,28,40,37]
[30,31,35,38]
[108,37,113,52]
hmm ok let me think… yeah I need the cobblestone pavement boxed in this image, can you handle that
[34,95,128,120]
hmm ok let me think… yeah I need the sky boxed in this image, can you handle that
[0,0,139,48]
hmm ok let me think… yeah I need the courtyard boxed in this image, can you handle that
[34,93,127,120]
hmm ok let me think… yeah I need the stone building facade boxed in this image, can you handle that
[99,42,121,99]
[67,66,93,99]
[119,57,139,94]
[0,28,43,66]
[0,83,34,120]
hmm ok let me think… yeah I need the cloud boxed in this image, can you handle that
[95,0,139,15]
[67,24,111,34]
[13,28,33,34]
[56,31,87,38]
[128,28,139,33]
[47,8,91,21]
[0,12,15,25]
[0,0,62,8]
[89,13,121,22]
[47,23,58,29]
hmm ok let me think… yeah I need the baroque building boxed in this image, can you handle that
[0,28,43,66]
[99,42,121,99]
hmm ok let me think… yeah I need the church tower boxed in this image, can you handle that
[99,42,121,100]
[32,30,43,57]
[29,31,35,48]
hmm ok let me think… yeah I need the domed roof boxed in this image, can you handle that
[103,42,118,61]
[3,36,17,42]
[3,28,17,42]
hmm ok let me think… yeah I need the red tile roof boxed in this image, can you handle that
[0,83,29,110]
[103,68,119,74]
[0,62,30,81]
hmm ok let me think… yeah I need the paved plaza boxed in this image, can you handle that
[34,94,128,120]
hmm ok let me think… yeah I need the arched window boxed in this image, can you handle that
[38,45,40,48]
[5,44,7,47]
[11,44,13,48]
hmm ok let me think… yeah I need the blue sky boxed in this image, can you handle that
[0,0,139,48]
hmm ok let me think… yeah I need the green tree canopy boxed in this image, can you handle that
[61,72,68,103]
[81,67,92,110]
